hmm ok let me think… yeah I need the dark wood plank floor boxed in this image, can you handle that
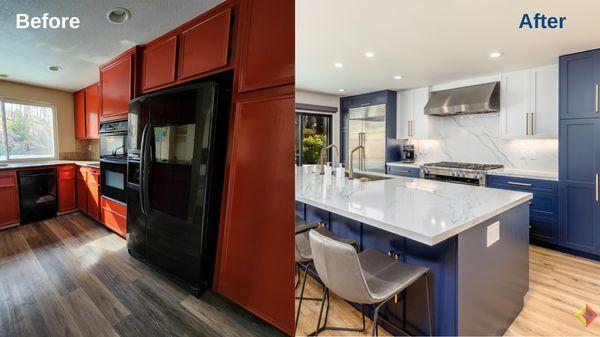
[0,212,285,337]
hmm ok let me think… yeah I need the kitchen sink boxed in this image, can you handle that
[345,171,391,182]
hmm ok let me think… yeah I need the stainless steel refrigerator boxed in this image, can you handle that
[348,104,386,173]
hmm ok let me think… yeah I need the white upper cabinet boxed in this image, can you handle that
[396,87,430,139]
[501,64,558,139]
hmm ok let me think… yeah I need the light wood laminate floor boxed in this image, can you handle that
[0,212,284,337]
[296,245,600,336]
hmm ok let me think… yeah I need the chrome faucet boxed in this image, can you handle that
[318,144,339,175]
[348,145,364,180]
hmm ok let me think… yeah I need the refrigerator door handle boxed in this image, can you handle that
[139,124,149,215]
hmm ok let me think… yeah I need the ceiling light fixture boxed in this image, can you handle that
[334,62,343,68]
[393,75,403,80]
[338,88,345,92]
[107,7,131,24]
[365,51,374,58]
[489,51,503,58]
[48,65,62,72]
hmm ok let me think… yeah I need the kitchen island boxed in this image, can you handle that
[295,167,532,336]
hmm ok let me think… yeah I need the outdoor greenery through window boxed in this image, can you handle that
[295,112,332,165]
[0,100,56,161]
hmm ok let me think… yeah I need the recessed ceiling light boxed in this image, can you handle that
[393,75,403,80]
[107,7,131,24]
[334,62,343,68]
[489,51,503,58]
[48,65,62,72]
[338,88,345,92]
[0,74,8,78]
[365,51,374,58]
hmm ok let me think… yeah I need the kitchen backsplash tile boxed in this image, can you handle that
[60,139,99,160]
[407,113,558,173]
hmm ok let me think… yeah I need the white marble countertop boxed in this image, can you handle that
[487,168,558,181]
[386,161,423,169]
[296,167,532,246]
[0,160,100,170]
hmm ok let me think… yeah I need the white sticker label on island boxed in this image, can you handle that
[487,221,500,247]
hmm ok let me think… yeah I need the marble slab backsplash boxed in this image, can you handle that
[60,139,100,161]
[408,113,558,173]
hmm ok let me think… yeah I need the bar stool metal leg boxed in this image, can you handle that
[425,273,434,337]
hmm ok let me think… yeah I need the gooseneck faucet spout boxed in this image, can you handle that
[348,145,365,180]
[318,144,339,175]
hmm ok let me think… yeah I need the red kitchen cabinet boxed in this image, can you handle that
[100,48,136,121]
[141,35,178,92]
[74,90,86,139]
[0,171,19,228]
[86,168,101,221]
[76,168,87,213]
[237,0,294,92]
[101,196,127,237]
[178,8,232,81]
[216,85,294,335]
[58,165,76,213]
[84,83,100,138]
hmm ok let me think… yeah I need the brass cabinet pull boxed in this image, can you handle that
[531,112,535,135]
[525,113,529,135]
[595,173,598,202]
[507,181,533,187]
[596,84,599,113]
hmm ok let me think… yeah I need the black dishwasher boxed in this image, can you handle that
[17,168,58,223]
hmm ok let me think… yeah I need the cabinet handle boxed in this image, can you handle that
[507,181,532,187]
[407,121,411,137]
[525,113,529,135]
[596,84,599,113]
[531,112,535,135]
[595,173,598,202]
[395,170,411,173]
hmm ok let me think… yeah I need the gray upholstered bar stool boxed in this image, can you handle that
[309,229,433,337]
[295,216,359,335]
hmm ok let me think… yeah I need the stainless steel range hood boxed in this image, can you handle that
[424,82,500,116]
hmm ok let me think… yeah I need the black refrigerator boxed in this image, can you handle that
[126,79,231,294]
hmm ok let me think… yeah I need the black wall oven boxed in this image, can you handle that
[100,120,128,203]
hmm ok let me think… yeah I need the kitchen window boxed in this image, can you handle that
[295,112,332,165]
[0,99,57,161]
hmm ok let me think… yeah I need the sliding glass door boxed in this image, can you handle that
[295,112,332,165]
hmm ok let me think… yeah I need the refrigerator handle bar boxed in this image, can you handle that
[139,124,149,215]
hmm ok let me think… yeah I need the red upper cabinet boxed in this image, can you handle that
[100,48,136,121]
[178,9,232,81]
[237,0,294,92]
[74,90,86,139]
[141,35,178,92]
[84,83,99,138]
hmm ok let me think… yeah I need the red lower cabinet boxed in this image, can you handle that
[0,171,19,228]
[101,196,127,237]
[86,169,101,221]
[58,165,76,213]
[215,85,294,335]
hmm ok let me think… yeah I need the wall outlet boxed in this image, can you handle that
[88,145,92,151]
[528,150,536,159]
[520,150,527,159]
[487,221,500,247]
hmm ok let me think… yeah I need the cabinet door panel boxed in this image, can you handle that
[178,9,231,80]
[412,87,430,139]
[142,36,178,91]
[0,186,19,227]
[216,86,294,334]
[501,70,529,138]
[87,182,100,220]
[76,179,87,213]
[101,52,133,121]
[74,90,86,139]
[84,83,100,138]
[238,0,294,91]
[559,51,600,120]
[58,180,76,213]
[396,90,412,139]
[531,65,558,138]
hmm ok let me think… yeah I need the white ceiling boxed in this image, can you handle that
[296,0,600,96]
[0,0,223,92]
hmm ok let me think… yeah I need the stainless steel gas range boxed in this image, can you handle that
[420,162,503,186]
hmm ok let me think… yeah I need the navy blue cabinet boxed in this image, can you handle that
[387,165,421,178]
[558,49,600,257]
[486,175,559,244]
[558,118,600,254]
[559,50,600,120]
